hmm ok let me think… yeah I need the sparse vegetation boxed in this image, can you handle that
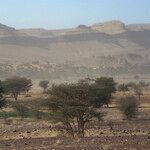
[0,3,150,149]
[0,80,7,122]
[0,111,18,118]
[133,85,143,101]
[94,77,116,107]
[0,75,149,149]
[118,83,129,93]
[45,82,104,138]
[4,76,32,100]
[139,81,150,87]
[118,96,139,120]
[39,80,49,93]
[0,80,6,109]
[12,102,29,118]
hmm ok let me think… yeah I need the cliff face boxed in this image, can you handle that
[91,20,126,34]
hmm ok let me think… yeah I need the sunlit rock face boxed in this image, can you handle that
[91,20,126,34]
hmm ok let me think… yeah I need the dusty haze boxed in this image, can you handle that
[0,20,150,82]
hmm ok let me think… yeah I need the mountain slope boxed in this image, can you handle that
[0,21,150,80]
[91,20,126,34]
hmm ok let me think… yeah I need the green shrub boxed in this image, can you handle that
[13,103,28,118]
[119,96,138,120]
[0,111,18,118]
[31,108,42,119]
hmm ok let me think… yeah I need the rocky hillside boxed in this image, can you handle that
[0,21,150,80]
[91,20,126,34]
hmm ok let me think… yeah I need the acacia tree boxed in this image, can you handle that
[126,82,137,89]
[118,83,129,95]
[0,81,6,109]
[139,81,149,87]
[4,76,32,100]
[94,77,116,107]
[0,80,7,122]
[46,82,104,138]
[39,80,49,93]
[133,85,143,101]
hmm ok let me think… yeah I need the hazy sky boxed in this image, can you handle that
[0,0,150,29]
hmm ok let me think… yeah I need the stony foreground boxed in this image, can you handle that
[0,135,149,150]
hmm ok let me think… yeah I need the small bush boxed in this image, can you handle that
[118,84,129,92]
[13,103,28,118]
[0,98,6,109]
[31,108,43,119]
[0,111,18,118]
[118,96,138,120]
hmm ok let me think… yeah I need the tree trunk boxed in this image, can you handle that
[77,115,85,138]
[13,93,18,101]
[106,103,109,108]
[138,95,141,101]
[64,118,75,138]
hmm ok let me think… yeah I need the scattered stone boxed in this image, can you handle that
[13,130,17,132]
[123,130,126,133]
[4,130,8,133]
[32,129,37,132]
[5,143,11,147]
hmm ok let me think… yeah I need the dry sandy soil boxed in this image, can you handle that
[0,92,150,150]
